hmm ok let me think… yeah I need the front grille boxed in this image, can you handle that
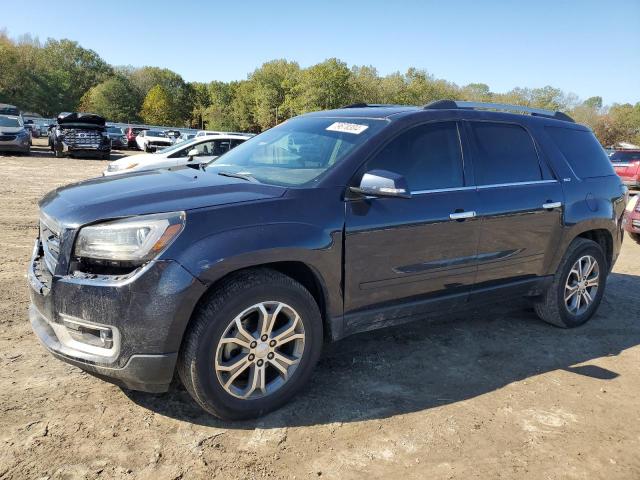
[40,216,61,275]
[0,134,17,141]
[63,129,102,146]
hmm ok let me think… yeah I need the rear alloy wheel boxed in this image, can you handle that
[563,255,600,316]
[534,238,607,328]
[178,269,323,420]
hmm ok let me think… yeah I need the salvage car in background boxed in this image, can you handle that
[105,125,127,149]
[104,133,251,176]
[50,112,111,159]
[135,129,173,152]
[611,149,640,190]
[0,114,31,154]
[623,195,640,244]
[125,126,148,148]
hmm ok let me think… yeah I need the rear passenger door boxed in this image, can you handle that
[464,121,564,294]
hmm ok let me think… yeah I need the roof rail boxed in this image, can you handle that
[342,103,407,109]
[424,100,574,123]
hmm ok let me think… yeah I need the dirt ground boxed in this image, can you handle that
[1,139,639,480]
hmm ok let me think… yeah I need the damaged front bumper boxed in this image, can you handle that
[27,239,206,392]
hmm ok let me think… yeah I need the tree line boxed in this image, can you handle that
[1,31,639,146]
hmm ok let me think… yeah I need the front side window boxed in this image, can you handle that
[364,121,464,191]
[469,122,542,185]
[208,116,387,186]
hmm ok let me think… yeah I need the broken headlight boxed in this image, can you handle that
[74,211,185,266]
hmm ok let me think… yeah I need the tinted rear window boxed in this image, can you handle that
[545,127,614,178]
[469,122,542,185]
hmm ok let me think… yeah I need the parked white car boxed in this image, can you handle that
[104,134,251,176]
[135,129,174,152]
[195,130,256,138]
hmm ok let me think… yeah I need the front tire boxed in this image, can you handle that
[534,238,607,328]
[178,269,323,420]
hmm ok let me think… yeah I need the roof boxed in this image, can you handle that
[301,100,576,125]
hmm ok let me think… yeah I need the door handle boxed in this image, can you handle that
[542,201,562,210]
[449,211,476,220]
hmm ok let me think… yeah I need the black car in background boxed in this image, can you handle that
[105,125,127,149]
[49,112,111,159]
[29,101,626,420]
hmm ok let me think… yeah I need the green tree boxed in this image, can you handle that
[140,85,178,126]
[292,58,354,112]
[249,59,300,129]
[79,76,142,122]
[37,39,113,114]
[128,66,192,124]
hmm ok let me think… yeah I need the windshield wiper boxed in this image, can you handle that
[217,171,257,182]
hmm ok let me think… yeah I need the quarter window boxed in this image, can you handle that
[469,122,542,185]
[365,121,464,191]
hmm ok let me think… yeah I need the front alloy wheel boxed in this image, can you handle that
[178,269,323,420]
[215,301,305,399]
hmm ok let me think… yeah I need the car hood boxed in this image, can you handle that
[57,112,106,127]
[39,166,287,227]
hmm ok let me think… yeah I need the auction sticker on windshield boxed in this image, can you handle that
[326,122,369,134]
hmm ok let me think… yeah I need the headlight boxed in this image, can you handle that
[16,129,29,137]
[74,212,185,264]
[107,162,138,172]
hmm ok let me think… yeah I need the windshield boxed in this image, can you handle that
[0,116,22,127]
[107,126,123,134]
[610,151,640,162]
[206,116,387,186]
[147,130,166,137]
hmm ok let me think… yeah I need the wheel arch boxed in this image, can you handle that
[186,261,335,344]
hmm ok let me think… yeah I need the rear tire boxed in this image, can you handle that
[178,268,323,420]
[534,238,607,328]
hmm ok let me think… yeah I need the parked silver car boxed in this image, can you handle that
[0,115,30,154]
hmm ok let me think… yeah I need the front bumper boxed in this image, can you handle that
[55,141,110,158]
[28,240,206,392]
[0,137,30,152]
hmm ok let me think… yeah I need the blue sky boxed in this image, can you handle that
[3,0,639,105]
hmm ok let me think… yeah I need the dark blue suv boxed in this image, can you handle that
[28,101,627,419]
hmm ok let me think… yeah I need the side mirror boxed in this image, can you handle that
[187,148,199,160]
[350,169,411,199]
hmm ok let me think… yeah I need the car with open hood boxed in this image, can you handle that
[50,112,111,159]
[104,133,251,176]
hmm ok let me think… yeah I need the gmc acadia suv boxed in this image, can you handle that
[28,101,627,420]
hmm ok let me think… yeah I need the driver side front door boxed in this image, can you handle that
[343,121,480,334]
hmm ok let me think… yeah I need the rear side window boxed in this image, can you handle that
[365,121,464,191]
[545,127,614,178]
[468,122,542,185]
